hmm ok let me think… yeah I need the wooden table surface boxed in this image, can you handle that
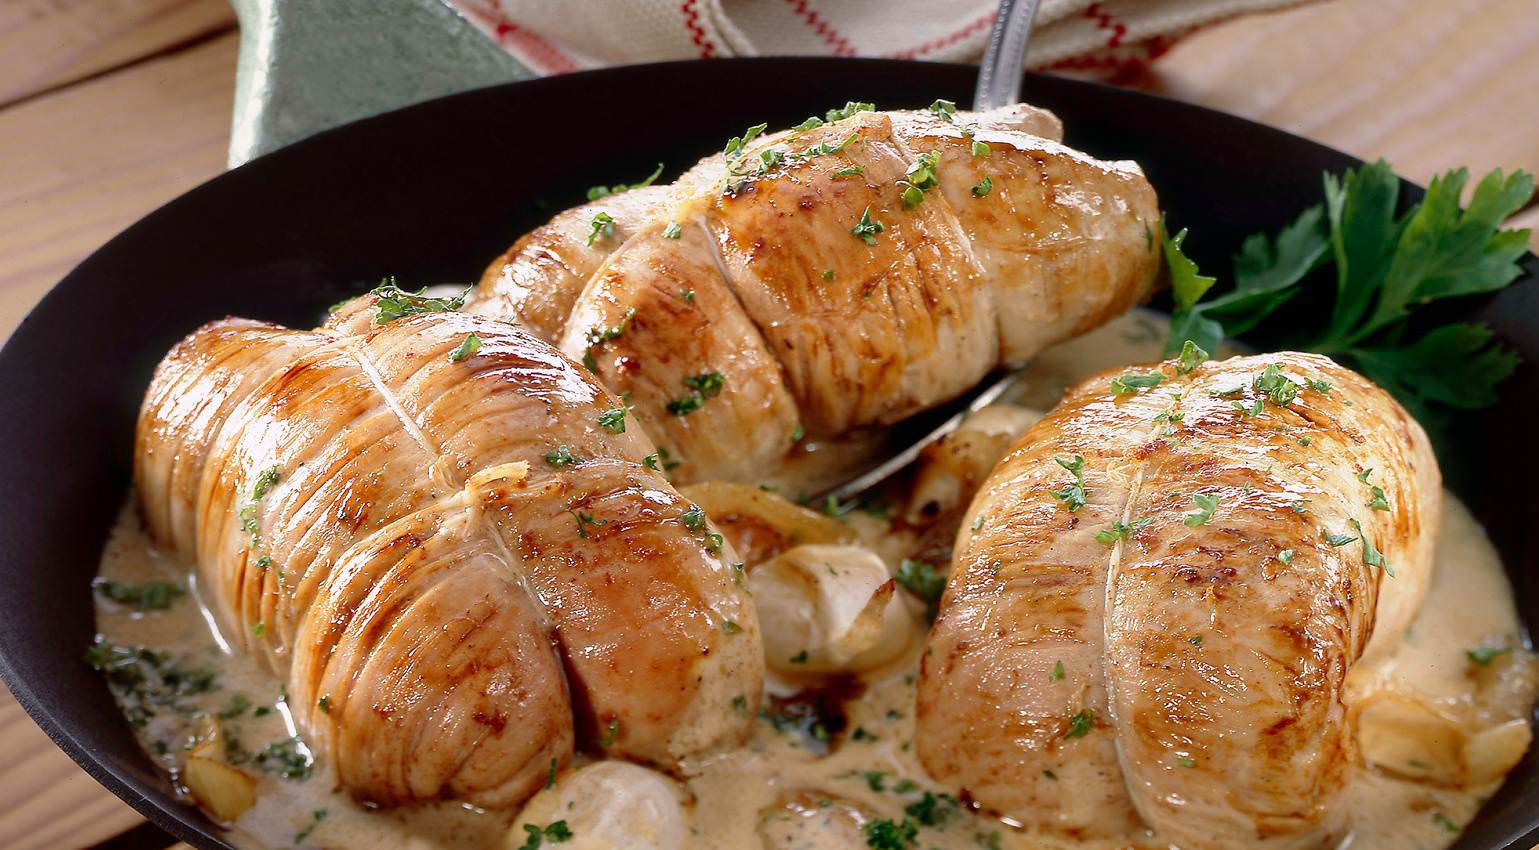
[1,0,1536,847]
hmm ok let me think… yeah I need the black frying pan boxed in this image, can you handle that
[0,58,1533,850]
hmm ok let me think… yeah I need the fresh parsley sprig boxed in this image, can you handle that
[1164,161,1534,441]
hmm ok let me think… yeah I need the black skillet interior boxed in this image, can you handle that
[0,58,1534,850]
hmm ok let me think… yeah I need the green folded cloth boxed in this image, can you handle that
[229,0,534,165]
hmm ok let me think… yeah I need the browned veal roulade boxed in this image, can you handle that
[916,351,1439,848]
[468,102,1162,484]
[134,297,762,809]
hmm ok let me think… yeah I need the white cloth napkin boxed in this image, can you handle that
[446,0,1308,80]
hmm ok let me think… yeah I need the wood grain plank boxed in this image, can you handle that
[0,32,236,336]
[1149,0,1539,189]
[0,684,144,849]
[0,0,233,106]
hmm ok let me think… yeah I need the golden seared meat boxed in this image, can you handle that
[476,185,670,341]
[469,102,1158,483]
[916,351,1439,848]
[134,300,761,808]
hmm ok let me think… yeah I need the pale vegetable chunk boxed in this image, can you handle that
[749,544,919,675]
[511,762,689,850]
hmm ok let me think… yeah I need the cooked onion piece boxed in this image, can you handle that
[757,790,872,846]
[903,404,1042,525]
[182,719,256,823]
[680,481,852,565]
[509,762,689,850]
[748,544,919,675]
[1355,695,1466,784]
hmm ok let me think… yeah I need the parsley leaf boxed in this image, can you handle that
[1110,372,1164,394]
[586,162,664,201]
[370,279,469,324]
[447,333,481,362]
[1184,493,1219,527]
[1163,162,1532,455]
[851,206,886,244]
[896,560,946,621]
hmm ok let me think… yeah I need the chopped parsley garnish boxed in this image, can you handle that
[596,718,620,747]
[317,694,331,714]
[238,466,282,544]
[448,332,482,362]
[295,808,328,843]
[370,278,468,324]
[971,139,991,157]
[93,579,183,612]
[1110,372,1164,394]
[586,163,664,201]
[721,619,743,635]
[1065,708,1095,738]
[662,221,682,239]
[253,735,313,780]
[597,406,627,433]
[1184,493,1219,527]
[667,395,703,415]
[681,506,707,530]
[905,791,959,826]
[863,817,918,849]
[84,639,217,727]
[1176,339,1209,374]
[567,509,609,539]
[217,693,252,719]
[516,820,574,850]
[1466,645,1511,666]
[545,445,580,467]
[790,650,809,664]
[928,99,958,120]
[821,269,836,281]
[1278,549,1295,565]
[1177,757,1197,768]
[1322,528,1357,547]
[1431,812,1460,834]
[790,423,806,442]
[1369,485,1390,511]
[1232,398,1264,417]
[972,176,993,197]
[722,122,768,160]
[832,166,865,179]
[584,307,636,350]
[1049,454,1087,512]
[680,288,694,302]
[1349,518,1394,575]
[1051,660,1066,681]
[899,151,942,208]
[1252,363,1301,406]
[546,757,558,788]
[792,116,825,132]
[896,559,946,621]
[827,101,876,122]
[585,211,616,246]
[851,206,886,244]
[1163,162,1533,456]
[683,371,726,398]
[1096,517,1152,545]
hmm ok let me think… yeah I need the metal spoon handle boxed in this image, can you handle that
[974,0,1042,111]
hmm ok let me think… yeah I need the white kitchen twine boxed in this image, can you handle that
[446,0,1309,81]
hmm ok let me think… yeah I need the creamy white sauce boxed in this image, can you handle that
[93,312,1536,850]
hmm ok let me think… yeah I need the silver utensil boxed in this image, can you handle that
[819,0,1041,503]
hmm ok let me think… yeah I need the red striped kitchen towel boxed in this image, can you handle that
[447,0,1311,81]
